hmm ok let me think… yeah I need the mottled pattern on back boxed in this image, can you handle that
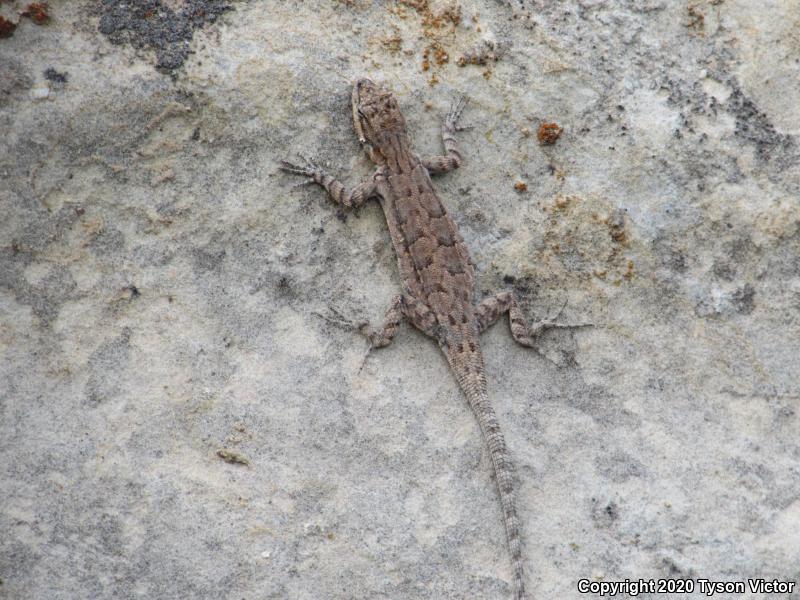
[383,161,475,332]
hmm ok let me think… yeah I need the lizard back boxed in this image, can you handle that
[381,158,477,332]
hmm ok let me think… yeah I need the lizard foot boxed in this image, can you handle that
[278,155,325,180]
[311,308,382,373]
[508,300,593,367]
[357,322,393,348]
[446,95,472,131]
[312,307,367,332]
[313,307,394,348]
[527,299,594,338]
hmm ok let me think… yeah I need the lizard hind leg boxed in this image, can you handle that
[475,291,592,360]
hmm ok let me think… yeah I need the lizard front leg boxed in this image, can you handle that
[359,294,437,372]
[475,291,591,350]
[316,294,434,372]
[320,293,437,348]
[358,294,438,347]
[422,96,469,175]
[359,294,405,348]
[280,156,379,208]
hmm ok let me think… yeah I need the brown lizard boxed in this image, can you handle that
[281,78,586,600]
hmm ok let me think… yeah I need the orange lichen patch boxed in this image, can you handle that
[432,42,448,64]
[395,0,459,75]
[380,27,403,54]
[536,195,638,286]
[0,15,16,37]
[21,2,50,24]
[605,211,628,245]
[400,0,460,29]
[537,122,563,145]
[623,259,635,279]
[422,42,448,70]
[610,227,627,245]
[687,5,704,31]
[457,39,502,66]
[540,195,575,215]
[513,181,528,192]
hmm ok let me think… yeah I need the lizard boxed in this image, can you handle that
[280,78,587,600]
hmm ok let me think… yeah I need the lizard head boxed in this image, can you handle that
[352,78,407,161]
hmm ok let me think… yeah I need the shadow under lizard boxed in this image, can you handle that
[281,78,588,600]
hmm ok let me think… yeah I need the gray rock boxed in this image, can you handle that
[1,1,799,598]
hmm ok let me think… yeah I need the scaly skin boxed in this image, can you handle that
[281,78,588,599]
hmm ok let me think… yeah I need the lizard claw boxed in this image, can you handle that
[446,95,469,131]
[530,300,594,336]
[357,339,375,373]
[279,155,323,179]
[278,160,310,176]
[356,322,395,373]
[549,298,569,323]
[313,307,356,329]
[312,309,378,373]
[313,307,374,336]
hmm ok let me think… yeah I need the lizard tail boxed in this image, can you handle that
[444,349,526,600]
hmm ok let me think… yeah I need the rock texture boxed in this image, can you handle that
[1,1,799,598]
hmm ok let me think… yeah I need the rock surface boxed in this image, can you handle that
[1,1,799,598]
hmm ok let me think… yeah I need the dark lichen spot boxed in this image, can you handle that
[712,257,735,281]
[44,67,67,83]
[194,243,226,271]
[85,328,132,405]
[731,283,755,315]
[276,275,292,296]
[725,85,793,161]
[95,0,232,72]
